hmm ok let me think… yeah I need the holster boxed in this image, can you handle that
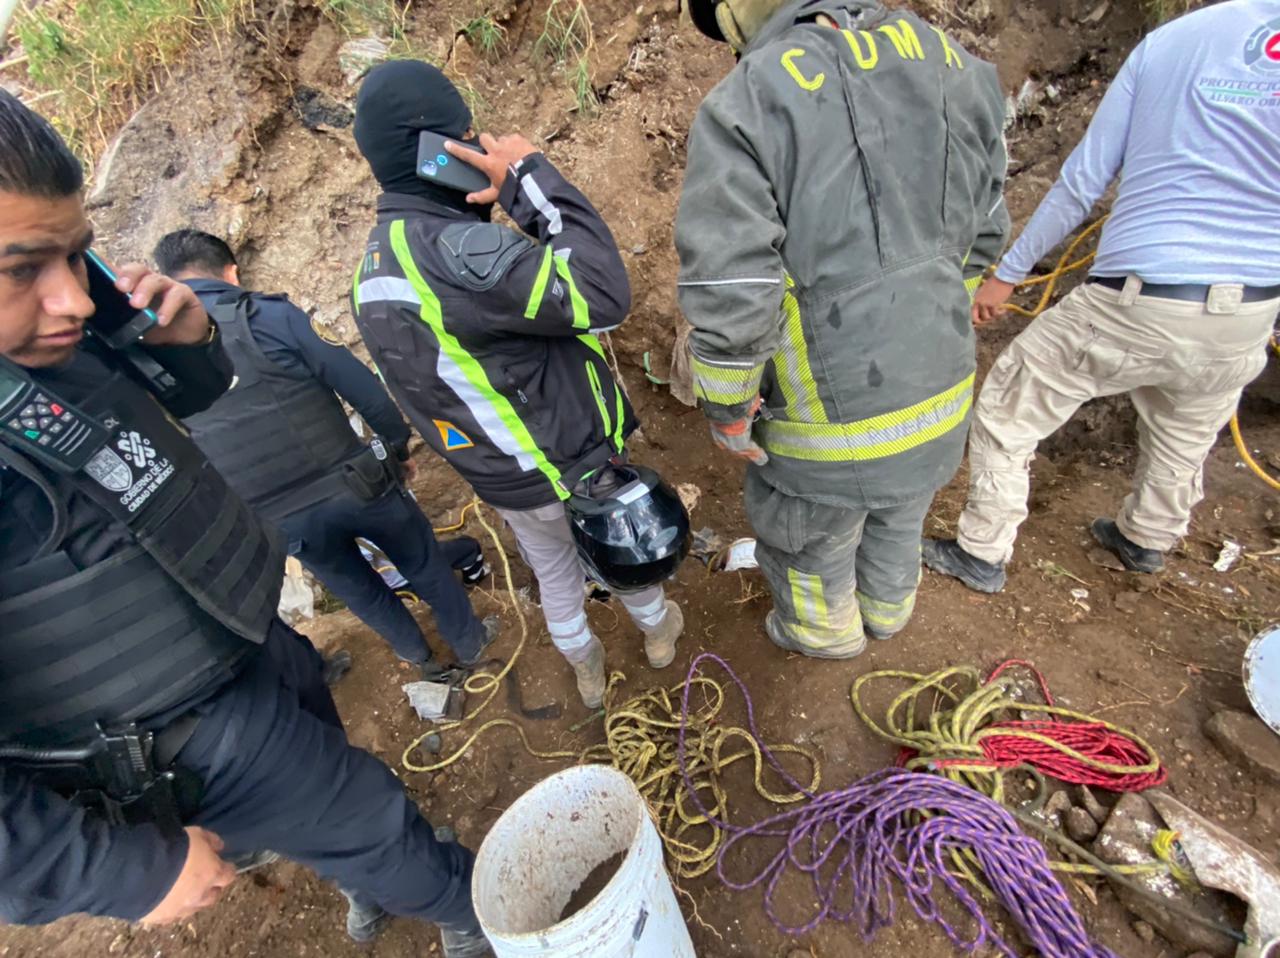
[0,721,203,839]
[340,438,401,501]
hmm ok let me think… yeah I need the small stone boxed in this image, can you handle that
[1132,920,1156,944]
[1074,784,1109,825]
[1042,789,1073,826]
[1066,806,1101,843]
[1204,710,1280,786]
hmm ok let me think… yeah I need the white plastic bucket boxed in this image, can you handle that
[473,764,697,958]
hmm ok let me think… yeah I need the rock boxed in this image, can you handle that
[1132,920,1156,943]
[1204,710,1280,786]
[1042,789,1072,826]
[1066,806,1101,843]
[1091,793,1237,957]
[291,86,353,131]
[338,36,390,85]
[1074,784,1110,825]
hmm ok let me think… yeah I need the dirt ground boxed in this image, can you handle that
[3,1,1279,956]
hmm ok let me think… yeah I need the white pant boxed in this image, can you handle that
[497,502,667,657]
[959,280,1277,563]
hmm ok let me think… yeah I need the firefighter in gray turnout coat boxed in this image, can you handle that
[677,0,1009,658]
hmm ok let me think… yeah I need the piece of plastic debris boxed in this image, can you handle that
[1213,540,1243,573]
[723,538,758,572]
[677,482,701,513]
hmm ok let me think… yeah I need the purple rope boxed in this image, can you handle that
[677,653,1118,958]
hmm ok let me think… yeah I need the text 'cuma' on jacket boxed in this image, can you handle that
[677,0,1010,509]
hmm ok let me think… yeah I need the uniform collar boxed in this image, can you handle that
[183,277,240,297]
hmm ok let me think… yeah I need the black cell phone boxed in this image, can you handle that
[416,131,492,195]
[84,249,159,349]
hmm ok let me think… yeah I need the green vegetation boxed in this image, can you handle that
[16,0,250,160]
[1143,0,1195,24]
[534,0,599,116]
[318,0,409,37]
[461,14,506,59]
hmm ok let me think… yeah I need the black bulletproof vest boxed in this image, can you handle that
[0,357,282,747]
[183,295,366,521]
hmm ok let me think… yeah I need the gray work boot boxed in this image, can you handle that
[1090,518,1165,573]
[440,923,495,958]
[459,615,501,667]
[642,600,684,669]
[764,610,865,660]
[563,636,606,709]
[344,894,390,944]
[921,538,1007,593]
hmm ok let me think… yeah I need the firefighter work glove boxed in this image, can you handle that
[708,397,768,465]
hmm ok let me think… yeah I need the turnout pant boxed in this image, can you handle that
[279,486,485,664]
[496,502,669,658]
[746,469,931,655]
[179,621,479,932]
[958,280,1279,564]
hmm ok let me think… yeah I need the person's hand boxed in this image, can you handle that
[140,827,236,926]
[708,398,769,466]
[399,457,419,483]
[114,265,213,347]
[444,132,538,206]
[972,277,1016,327]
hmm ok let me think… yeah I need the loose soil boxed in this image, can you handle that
[3,2,1279,957]
[557,851,627,924]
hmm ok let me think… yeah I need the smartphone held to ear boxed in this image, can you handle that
[84,250,160,349]
[416,131,491,195]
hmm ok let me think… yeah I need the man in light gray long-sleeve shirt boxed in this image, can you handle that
[925,0,1280,592]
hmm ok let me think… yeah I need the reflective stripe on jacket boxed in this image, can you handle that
[352,155,636,511]
[676,0,1009,508]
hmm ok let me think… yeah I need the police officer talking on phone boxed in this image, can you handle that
[0,92,494,957]
[154,228,496,680]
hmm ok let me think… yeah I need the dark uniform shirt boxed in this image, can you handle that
[184,279,411,456]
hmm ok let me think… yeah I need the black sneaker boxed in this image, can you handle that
[921,538,1007,593]
[459,555,491,589]
[321,649,353,687]
[1090,518,1164,573]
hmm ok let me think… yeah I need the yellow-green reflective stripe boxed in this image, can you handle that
[584,360,611,437]
[576,334,625,452]
[760,373,974,462]
[691,356,764,406]
[787,568,829,630]
[525,246,554,320]
[351,260,363,312]
[553,253,590,330]
[388,220,567,499]
[773,283,827,423]
[856,589,917,630]
[964,274,982,301]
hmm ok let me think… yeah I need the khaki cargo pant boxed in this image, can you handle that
[745,469,931,656]
[497,502,667,658]
[958,279,1279,564]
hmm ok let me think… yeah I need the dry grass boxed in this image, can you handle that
[16,0,255,161]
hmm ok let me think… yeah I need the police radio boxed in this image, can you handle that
[0,358,111,474]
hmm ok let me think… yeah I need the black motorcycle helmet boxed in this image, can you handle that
[685,0,726,41]
[568,463,690,592]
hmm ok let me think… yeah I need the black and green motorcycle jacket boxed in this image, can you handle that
[351,152,637,511]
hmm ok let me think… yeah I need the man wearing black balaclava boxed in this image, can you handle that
[350,62,685,718]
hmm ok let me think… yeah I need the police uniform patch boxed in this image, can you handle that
[434,419,474,451]
[310,316,345,347]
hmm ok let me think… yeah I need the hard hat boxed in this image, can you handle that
[685,0,726,41]
[567,463,690,592]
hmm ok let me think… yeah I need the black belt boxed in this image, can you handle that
[1087,275,1280,304]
